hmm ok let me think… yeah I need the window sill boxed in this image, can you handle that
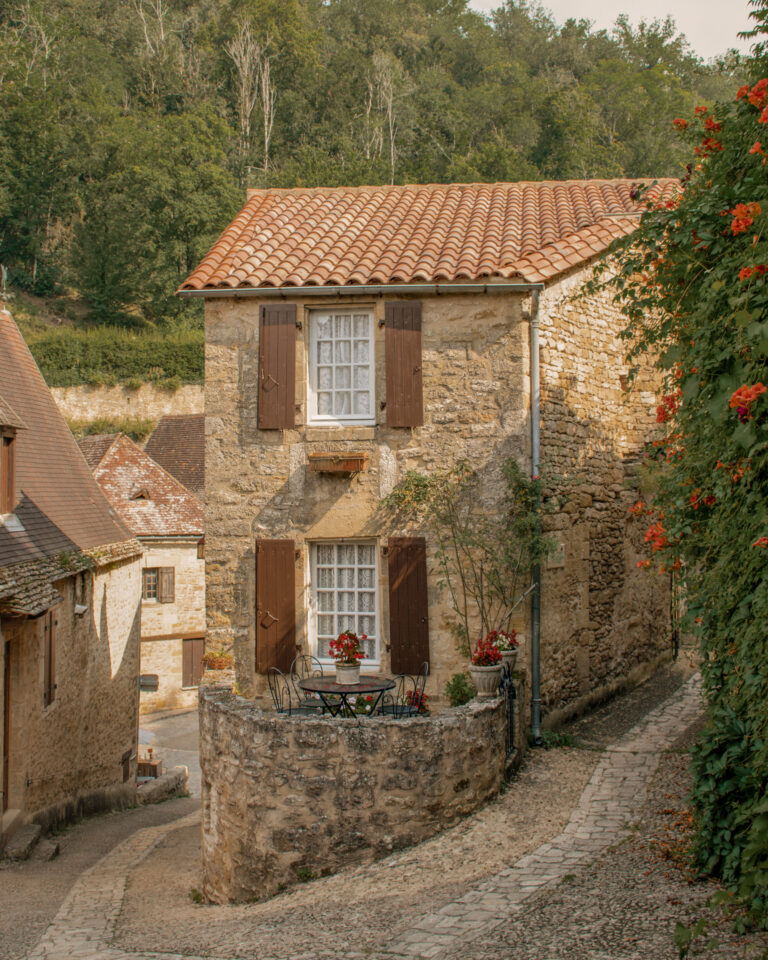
[304,426,376,442]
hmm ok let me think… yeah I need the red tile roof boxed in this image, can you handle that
[144,415,205,500]
[81,433,203,538]
[180,179,678,291]
[0,308,138,569]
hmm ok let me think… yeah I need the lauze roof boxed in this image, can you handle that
[181,179,677,291]
[144,415,205,500]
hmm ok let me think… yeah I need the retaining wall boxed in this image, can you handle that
[51,384,203,422]
[199,683,507,903]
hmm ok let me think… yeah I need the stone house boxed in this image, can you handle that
[0,308,143,851]
[145,414,205,501]
[180,179,675,725]
[79,433,205,714]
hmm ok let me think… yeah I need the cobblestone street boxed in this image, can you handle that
[5,663,767,960]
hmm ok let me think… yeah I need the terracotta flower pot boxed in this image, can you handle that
[469,664,502,698]
[335,662,361,685]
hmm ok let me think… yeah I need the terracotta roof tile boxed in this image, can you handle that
[182,179,678,291]
[0,309,137,570]
[83,433,203,538]
[143,415,204,500]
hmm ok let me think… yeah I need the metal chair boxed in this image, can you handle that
[267,667,315,717]
[289,654,326,713]
[379,661,429,719]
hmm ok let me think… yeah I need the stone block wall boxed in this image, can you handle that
[537,271,670,714]
[139,539,206,713]
[199,683,507,903]
[51,384,203,424]
[0,556,142,830]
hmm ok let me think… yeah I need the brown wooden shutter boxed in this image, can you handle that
[1,436,14,514]
[259,303,296,429]
[385,301,423,427]
[255,539,296,674]
[158,567,175,603]
[43,611,56,707]
[388,536,429,674]
[182,637,205,687]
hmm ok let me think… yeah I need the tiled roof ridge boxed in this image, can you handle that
[245,177,672,198]
[77,432,121,469]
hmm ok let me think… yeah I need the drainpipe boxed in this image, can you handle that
[530,290,542,745]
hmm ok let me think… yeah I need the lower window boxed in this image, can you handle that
[310,542,378,663]
[142,568,159,600]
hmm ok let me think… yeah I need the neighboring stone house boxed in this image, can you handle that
[0,308,143,852]
[145,414,205,500]
[79,433,205,713]
[180,179,675,722]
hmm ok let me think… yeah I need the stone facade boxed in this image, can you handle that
[52,384,203,424]
[199,682,507,903]
[204,274,668,714]
[139,540,206,713]
[0,556,141,835]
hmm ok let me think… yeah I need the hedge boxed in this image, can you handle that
[28,326,204,387]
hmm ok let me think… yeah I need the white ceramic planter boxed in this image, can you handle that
[469,664,502,698]
[335,662,361,685]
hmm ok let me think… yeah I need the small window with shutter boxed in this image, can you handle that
[158,567,175,604]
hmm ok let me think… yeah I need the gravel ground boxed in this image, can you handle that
[114,748,597,957]
[449,717,768,960]
[0,797,197,960]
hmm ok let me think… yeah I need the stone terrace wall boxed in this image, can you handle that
[199,684,506,903]
[52,384,203,422]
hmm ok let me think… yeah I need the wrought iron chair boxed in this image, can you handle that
[379,663,429,718]
[267,667,316,717]
[289,654,326,713]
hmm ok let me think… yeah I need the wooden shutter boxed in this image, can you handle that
[1,436,14,514]
[182,637,205,688]
[385,301,423,427]
[255,539,296,674]
[158,567,175,604]
[258,304,296,429]
[43,611,56,707]
[388,537,430,674]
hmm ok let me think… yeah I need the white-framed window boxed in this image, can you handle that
[307,309,375,424]
[310,542,378,663]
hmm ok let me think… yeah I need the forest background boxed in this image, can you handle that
[0,0,745,386]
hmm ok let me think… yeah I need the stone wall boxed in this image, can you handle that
[199,683,507,903]
[204,276,667,716]
[139,539,206,713]
[537,272,670,714]
[0,555,142,832]
[51,384,203,422]
[205,292,529,702]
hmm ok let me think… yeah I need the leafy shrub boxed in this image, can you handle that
[68,417,156,443]
[445,672,475,707]
[29,326,203,387]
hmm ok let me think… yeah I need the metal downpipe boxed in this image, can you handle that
[530,290,542,745]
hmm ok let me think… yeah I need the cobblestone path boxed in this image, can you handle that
[23,673,702,960]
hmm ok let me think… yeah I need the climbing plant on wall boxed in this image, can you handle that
[588,33,768,924]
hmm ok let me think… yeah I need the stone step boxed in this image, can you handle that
[3,822,42,861]
[30,837,60,862]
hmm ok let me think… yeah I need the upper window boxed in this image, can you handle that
[308,310,374,424]
[310,542,378,663]
[1,434,15,514]
[142,567,159,601]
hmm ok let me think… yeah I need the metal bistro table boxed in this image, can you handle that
[298,675,395,718]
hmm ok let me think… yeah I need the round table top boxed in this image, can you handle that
[298,675,395,695]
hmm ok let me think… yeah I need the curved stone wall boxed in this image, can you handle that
[199,684,507,903]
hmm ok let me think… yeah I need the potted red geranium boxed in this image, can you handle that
[469,637,502,697]
[329,630,365,684]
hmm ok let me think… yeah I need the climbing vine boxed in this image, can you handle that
[587,64,768,925]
